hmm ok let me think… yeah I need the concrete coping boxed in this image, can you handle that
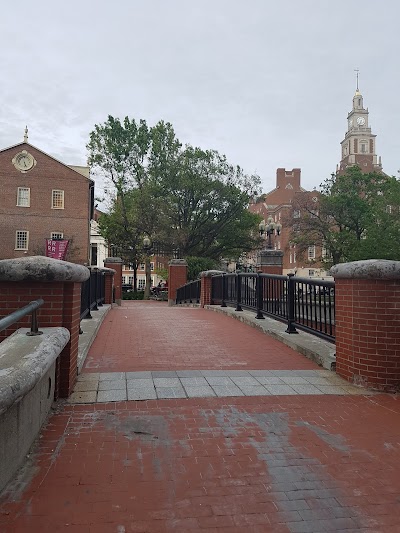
[104,257,123,264]
[168,259,188,266]
[331,259,400,280]
[200,270,225,278]
[0,327,70,415]
[0,256,90,283]
[89,266,116,274]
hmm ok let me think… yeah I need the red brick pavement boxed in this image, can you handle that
[83,302,317,372]
[1,395,400,532]
[2,302,400,532]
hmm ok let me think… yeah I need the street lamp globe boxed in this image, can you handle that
[143,236,151,250]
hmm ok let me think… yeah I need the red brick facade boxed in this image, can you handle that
[200,276,213,307]
[333,263,400,392]
[0,280,82,397]
[168,260,188,304]
[0,142,93,264]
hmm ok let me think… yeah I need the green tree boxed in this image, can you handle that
[186,257,220,281]
[87,116,262,269]
[287,166,400,266]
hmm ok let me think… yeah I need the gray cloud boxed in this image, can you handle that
[1,0,399,198]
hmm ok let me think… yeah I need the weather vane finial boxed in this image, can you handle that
[23,126,28,143]
[354,68,360,91]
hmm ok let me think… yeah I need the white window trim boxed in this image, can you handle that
[308,245,316,260]
[51,189,65,209]
[17,187,30,207]
[15,230,29,250]
[51,232,64,240]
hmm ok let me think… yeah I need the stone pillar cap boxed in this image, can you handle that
[104,257,123,264]
[331,259,400,280]
[99,267,116,274]
[0,256,90,283]
[168,259,188,266]
[200,270,225,278]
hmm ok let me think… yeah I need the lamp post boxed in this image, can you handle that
[143,236,152,300]
[259,216,282,250]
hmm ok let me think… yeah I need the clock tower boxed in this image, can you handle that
[338,83,382,174]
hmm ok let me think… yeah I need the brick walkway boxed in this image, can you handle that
[1,302,400,532]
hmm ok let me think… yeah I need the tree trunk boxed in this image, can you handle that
[143,256,151,300]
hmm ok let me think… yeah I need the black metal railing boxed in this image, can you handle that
[176,279,201,304]
[80,269,106,320]
[188,272,335,342]
[0,299,44,336]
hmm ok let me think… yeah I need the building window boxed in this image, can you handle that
[293,210,300,219]
[52,189,64,209]
[138,278,146,290]
[17,187,30,207]
[289,253,293,264]
[122,276,126,284]
[15,230,29,250]
[360,142,367,153]
[386,205,392,214]
[150,262,154,271]
[308,245,316,260]
[128,276,134,285]
[139,263,145,271]
[51,232,64,240]
[90,243,98,266]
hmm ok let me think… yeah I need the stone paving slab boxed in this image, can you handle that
[69,369,373,404]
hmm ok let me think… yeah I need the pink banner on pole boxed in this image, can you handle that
[45,239,69,260]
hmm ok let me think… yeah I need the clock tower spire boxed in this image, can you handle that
[338,81,382,174]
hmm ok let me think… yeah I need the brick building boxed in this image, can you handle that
[249,168,326,277]
[0,131,94,264]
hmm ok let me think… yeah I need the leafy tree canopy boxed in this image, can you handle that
[87,116,262,262]
[286,166,400,266]
[186,256,220,281]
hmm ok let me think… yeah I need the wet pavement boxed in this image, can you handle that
[1,302,400,532]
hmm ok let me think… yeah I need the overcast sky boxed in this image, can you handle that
[1,0,399,197]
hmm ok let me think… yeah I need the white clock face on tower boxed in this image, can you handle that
[357,117,365,126]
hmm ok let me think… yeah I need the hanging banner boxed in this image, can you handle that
[45,239,69,260]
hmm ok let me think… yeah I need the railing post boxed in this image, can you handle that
[221,273,227,307]
[92,270,99,311]
[86,274,93,319]
[235,273,243,312]
[285,273,298,334]
[255,272,265,319]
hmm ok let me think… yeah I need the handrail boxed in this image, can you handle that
[0,299,44,336]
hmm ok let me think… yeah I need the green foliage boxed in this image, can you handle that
[186,256,220,281]
[155,267,168,281]
[87,116,262,263]
[287,166,400,266]
[122,291,144,300]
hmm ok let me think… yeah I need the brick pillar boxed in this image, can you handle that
[200,275,213,307]
[332,260,400,392]
[256,250,283,275]
[102,268,116,304]
[104,257,123,305]
[0,256,90,398]
[58,282,82,397]
[199,270,224,307]
[168,259,188,306]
